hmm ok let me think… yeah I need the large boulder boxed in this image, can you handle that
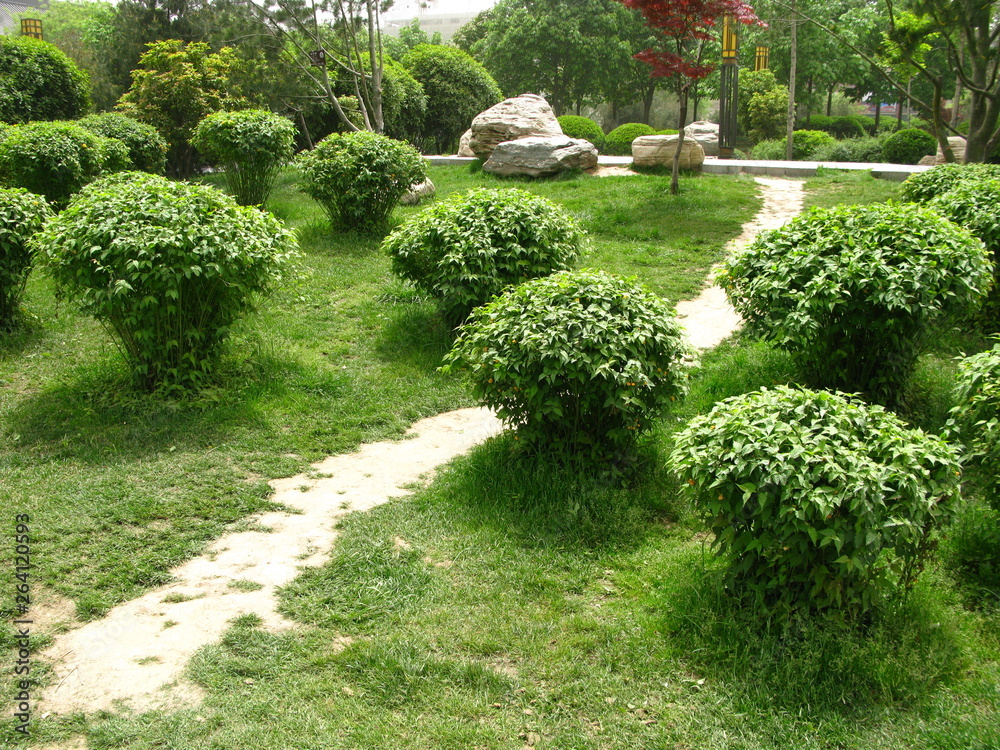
[483,136,598,177]
[632,135,706,170]
[685,121,720,156]
[458,129,476,157]
[400,177,436,205]
[918,136,967,166]
[468,94,563,159]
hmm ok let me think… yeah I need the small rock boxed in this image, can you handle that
[399,178,435,206]
[483,136,598,177]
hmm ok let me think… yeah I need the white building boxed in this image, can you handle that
[382,0,496,42]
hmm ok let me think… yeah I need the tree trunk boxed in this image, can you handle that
[874,101,881,132]
[785,0,797,161]
[826,88,833,116]
[671,82,689,196]
[642,81,655,124]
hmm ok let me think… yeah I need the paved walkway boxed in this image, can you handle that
[427,154,928,181]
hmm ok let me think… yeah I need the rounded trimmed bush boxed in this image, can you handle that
[557,115,604,151]
[669,386,962,620]
[882,128,936,164]
[604,123,655,156]
[33,172,297,392]
[441,269,690,460]
[191,109,296,206]
[0,121,123,208]
[947,344,1000,511]
[791,129,836,159]
[719,203,993,404]
[0,36,90,124]
[930,178,1000,331]
[77,112,168,175]
[401,44,503,154]
[297,131,426,234]
[899,162,1000,203]
[0,187,53,328]
[749,138,785,160]
[384,187,584,322]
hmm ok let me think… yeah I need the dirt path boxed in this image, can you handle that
[34,176,804,730]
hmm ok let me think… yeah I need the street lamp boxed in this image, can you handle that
[718,15,739,159]
[755,45,770,71]
[20,19,43,39]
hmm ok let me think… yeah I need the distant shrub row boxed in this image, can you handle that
[751,127,937,164]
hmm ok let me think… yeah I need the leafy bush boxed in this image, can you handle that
[791,129,836,159]
[0,121,125,208]
[882,128,936,164]
[929,178,1000,330]
[77,112,168,174]
[191,109,296,206]
[116,40,244,178]
[669,386,962,620]
[719,203,992,404]
[749,131,836,161]
[382,59,428,145]
[899,162,1000,203]
[745,87,789,143]
[0,188,53,328]
[296,131,426,234]
[441,269,690,460]
[0,36,90,124]
[401,44,503,154]
[557,115,604,151]
[604,123,655,156]
[749,138,786,160]
[946,344,1000,511]
[806,114,866,139]
[810,135,886,164]
[33,172,297,392]
[384,187,584,322]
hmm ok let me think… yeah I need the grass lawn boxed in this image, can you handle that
[4,166,999,749]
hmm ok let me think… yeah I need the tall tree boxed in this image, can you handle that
[618,0,763,194]
[472,0,638,116]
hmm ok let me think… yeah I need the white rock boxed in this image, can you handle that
[458,129,475,157]
[685,120,720,156]
[400,178,436,205]
[482,136,598,177]
[632,135,706,170]
[917,135,967,165]
[468,94,563,159]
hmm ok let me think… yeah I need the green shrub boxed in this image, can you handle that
[0,36,90,124]
[604,123,655,156]
[33,172,297,392]
[557,115,604,151]
[441,269,690,461]
[191,109,296,206]
[946,344,1000,512]
[77,112,168,174]
[0,187,53,328]
[749,131,836,161]
[791,129,836,159]
[719,203,993,404]
[296,131,426,234]
[669,386,962,620]
[899,162,1000,203]
[749,138,786,160]
[738,69,787,143]
[0,121,123,208]
[810,135,885,164]
[382,59,428,145]
[655,128,679,136]
[384,188,583,322]
[882,127,936,164]
[401,44,503,154]
[806,114,866,139]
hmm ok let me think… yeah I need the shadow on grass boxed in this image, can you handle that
[0,314,45,361]
[372,301,456,371]
[3,347,349,463]
[296,221,386,256]
[419,431,680,551]
[646,550,974,714]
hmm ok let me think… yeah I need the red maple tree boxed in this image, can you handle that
[619,0,763,192]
